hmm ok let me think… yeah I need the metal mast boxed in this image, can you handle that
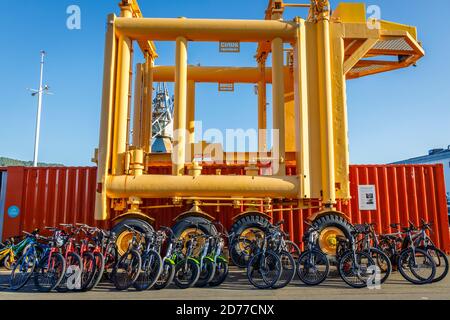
[32,51,46,167]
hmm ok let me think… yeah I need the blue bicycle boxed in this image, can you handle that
[10,230,66,292]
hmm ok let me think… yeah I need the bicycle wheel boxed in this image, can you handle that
[112,249,141,291]
[174,259,200,289]
[9,247,36,291]
[272,251,295,289]
[229,237,254,268]
[209,259,229,287]
[366,248,392,284]
[34,252,66,292]
[247,251,282,289]
[3,253,15,270]
[284,241,301,261]
[398,248,436,285]
[154,260,176,290]
[297,249,329,286]
[85,252,105,291]
[57,252,83,292]
[338,251,375,289]
[133,250,163,291]
[195,258,216,288]
[104,244,118,281]
[419,246,449,283]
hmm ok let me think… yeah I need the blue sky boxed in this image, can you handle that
[0,0,449,166]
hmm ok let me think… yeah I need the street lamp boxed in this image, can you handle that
[28,51,52,167]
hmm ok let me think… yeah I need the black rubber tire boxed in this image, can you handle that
[9,247,36,291]
[86,252,105,291]
[418,246,449,283]
[229,214,271,268]
[34,252,66,292]
[133,250,163,291]
[247,251,282,289]
[112,218,154,255]
[397,248,436,285]
[79,251,97,292]
[272,250,296,289]
[365,247,392,284]
[57,252,83,292]
[112,249,142,291]
[172,216,218,239]
[338,251,375,289]
[195,258,216,288]
[209,259,229,287]
[174,259,201,289]
[312,214,353,256]
[297,249,330,286]
[154,260,176,290]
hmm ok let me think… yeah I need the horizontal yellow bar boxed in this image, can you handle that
[152,66,292,84]
[115,18,297,42]
[106,175,300,198]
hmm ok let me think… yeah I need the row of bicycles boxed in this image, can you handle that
[0,220,231,292]
[229,219,448,289]
[0,218,448,291]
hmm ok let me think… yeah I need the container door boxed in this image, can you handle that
[0,171,7,241]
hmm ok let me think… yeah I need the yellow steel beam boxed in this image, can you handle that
[293,17,310,199]
[106,175,300,198]
[271,37,286,176]
[316,11,336,206]
[173,36,188,176]
[142,55,154,153]
[112,7,133,176]
[343,38,378,74]
[152,65,291,84]
[187,80,196,146]
[95,14,117,221]
[132,63,144,147]
[121,0,158,58]
[114,17,297,42]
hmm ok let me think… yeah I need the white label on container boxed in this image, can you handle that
[358,185,377,211]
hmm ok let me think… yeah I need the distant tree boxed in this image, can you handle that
[0,157,64,167]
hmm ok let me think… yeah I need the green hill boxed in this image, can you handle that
[0,157,63,167]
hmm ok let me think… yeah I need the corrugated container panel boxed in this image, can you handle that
[1,165,449,253]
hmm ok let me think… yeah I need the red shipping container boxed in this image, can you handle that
[1,164,449,253]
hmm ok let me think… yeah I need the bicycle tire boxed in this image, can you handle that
[112,249,142,291]
[365,247,392,284]
[174,259,200,289]
[57,252,83,292]
[9,247,36,291]
[209,259,229,287]
[338,251,375,289]
[154,260,176,290]
[297,249,330,286]
[133,250,163,291]
[195,258,216,288]
[247,251,282,289]
[85,252,105,291]
[397,248,436,285]
[34,252,66,292]
[418,246,449,283]
[272,250,295,289]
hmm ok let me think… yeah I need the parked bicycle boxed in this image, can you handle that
[297,222,330,286]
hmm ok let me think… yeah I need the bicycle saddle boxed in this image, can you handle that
[336,235,349,243]
[390,223,400,229]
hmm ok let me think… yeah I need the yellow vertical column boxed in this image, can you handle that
[142,55,154,154]
[317,11,336,206]
[132,63,143,148]
[112,5,133,175]
[257,61,267,153]
[271,37,286,176]
[95,14,117,221]
[187,80,196,162]
[173,36,188,176]
[293,17,310,199]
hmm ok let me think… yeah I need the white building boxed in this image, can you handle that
[393,147,450,216]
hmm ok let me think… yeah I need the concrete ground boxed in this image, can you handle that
[0,266,449,300]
